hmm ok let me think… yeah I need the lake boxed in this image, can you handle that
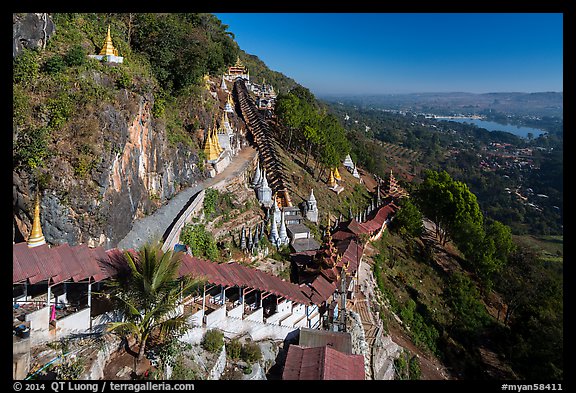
[438,117,546,139]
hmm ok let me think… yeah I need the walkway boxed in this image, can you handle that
[117,146,257,251]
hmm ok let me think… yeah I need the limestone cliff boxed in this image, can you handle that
[13,89,206,248]
[12,14,212,248]
[13,13,55,57]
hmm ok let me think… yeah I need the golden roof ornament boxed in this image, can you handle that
[99,25,119,56]
[28,192,46,248]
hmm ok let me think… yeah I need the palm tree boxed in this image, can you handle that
[106,241,202,362]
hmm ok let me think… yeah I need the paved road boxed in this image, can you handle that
[117,146,257,251]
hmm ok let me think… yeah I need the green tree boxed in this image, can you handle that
[106,241,203,362]
[444,272,489,336]
[391,198,423,238]
[415,170,483,247]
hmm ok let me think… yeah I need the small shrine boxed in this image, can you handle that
[88,25,123,64]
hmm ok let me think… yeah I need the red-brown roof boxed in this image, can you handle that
[13,242,113,285]
[178,255,326,305]
[336,238,363,273]
[299,327,354,355]
[340,203,399,236]
[282,345,365,380]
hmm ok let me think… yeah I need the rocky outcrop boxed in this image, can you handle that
[13,88,206,248]
[13,13,55,57]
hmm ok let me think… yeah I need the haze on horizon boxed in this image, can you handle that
[215,13,563,96]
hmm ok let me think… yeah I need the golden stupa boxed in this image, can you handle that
[334,167,342,181]
[99,25,119,56]
[327,169,336,188]
[27,192,46,248]
[203,126,223,161]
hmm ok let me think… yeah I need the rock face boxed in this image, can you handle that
[13,13,55,57]
[13,89,205,248]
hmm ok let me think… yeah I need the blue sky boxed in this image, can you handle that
[215,13,563,96]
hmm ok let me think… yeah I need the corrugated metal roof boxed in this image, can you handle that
[12,242,113,285]
[336,238,363,273]
[299,328,353,354]
[282,345,364,380]
[178,255,318,305]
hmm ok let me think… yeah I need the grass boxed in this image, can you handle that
[512,234,563,263]
[371,232,450,354]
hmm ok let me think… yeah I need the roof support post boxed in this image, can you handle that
[202,283,206,326]
[47,281,51,325]
[88,280,92,331]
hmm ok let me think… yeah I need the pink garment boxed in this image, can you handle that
[50,305,56,321]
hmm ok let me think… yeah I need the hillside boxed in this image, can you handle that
[12,13,297,248]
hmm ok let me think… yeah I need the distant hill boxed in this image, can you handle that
[321,91,563,118]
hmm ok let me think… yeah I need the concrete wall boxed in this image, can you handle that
[208,345,227,380]
[265,311,289,325]
[280,313,305,327]
[213,154,231,174]
[25,306,49,334]
[91,310,123,333]
[205,306,226,326]
[227,303,243,319]
[162,189,205,252]
[244,307,263,323]
[277,300,292,314]
[189,309,204,327]
[13,336,31,380]
[56,308,90,336]
[80,335,121,380]
[292,303,306,315]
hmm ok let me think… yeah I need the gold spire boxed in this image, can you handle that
[212,126,223,153]
[227,92,234,107]
[334,167,342,181]
[234,56,244,68]
[328,169,336,187]
[28,192,46,248]
[99,25,119,56]
[219,112,229,134]
[203,127,220,161]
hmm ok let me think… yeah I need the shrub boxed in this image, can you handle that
[64,45,86,67]
[203,188,218,218]
[114,68,132,89]
[14,127,50,170]
[180,223,219,261]
[45,95,74,131]
[13,48,40,86]
[43,54,67,74]
[13,85,30,126]
[226,339,242,360]
[240,342,262,363]
[201,329,224,353]
[409,356,421,380]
